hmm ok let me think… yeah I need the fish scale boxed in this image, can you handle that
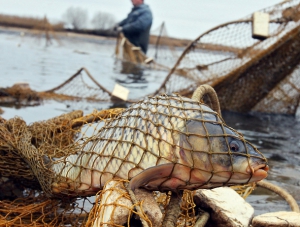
[51,94,268,195]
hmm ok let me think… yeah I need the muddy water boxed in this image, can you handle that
[1,28,299,216]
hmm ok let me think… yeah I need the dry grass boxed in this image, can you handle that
[0,14,64,31]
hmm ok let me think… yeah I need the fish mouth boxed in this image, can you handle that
[247,163,269,180]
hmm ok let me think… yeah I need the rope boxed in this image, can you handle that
[257,180,300,212]
[194,209,210,227]
[125,183,150,227]
[162,194,181,227]
[191,84,222,116]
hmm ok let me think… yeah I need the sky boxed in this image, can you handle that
[0,0,283,39]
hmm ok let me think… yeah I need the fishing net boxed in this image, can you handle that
[0,86,268,226]
[115,22,182,68]
[114,32,173,75]
[1,1,299,115]
[115,33,150,65]
[160,0,300,114]
[0,108,123,226]
[41,67,113,103]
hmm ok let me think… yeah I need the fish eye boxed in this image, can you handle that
[229,140,239,152]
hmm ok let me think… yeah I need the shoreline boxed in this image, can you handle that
[0,25,116,42]
[0,23,192,48]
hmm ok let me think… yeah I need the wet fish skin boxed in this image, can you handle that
[51,94,268,195]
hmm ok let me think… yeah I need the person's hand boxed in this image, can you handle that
[113,25,123,33]
[113,24,118,31]
[116,26,123,32]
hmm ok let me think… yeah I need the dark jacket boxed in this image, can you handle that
[118,4,153,53]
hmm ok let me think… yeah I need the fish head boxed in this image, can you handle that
[179,113,268,188]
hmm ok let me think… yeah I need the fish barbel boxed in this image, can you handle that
[51,94,268,195]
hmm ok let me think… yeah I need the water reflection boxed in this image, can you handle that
[109,101,129,109]
[114,61,148,85]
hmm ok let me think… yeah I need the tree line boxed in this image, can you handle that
[62,7,116,31]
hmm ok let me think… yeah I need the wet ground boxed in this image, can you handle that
[1,27,299,216]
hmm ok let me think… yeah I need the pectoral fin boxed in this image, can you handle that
[128,163,175,190]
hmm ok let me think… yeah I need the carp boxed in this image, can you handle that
[51,94,268,195]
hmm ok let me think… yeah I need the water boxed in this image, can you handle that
[222,111,300,214]
[1,28,300,216]
[0,27,168,120]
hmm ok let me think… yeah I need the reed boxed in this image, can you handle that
[0,14,64,31]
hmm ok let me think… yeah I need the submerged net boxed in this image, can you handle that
[115,22,182,69]
[115,33,149,65]
[114,32,172,73]
[0,89,267,226]
[41,67,113,103]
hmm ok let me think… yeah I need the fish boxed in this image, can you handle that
[50,94,268,196]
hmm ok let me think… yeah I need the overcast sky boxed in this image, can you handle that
[0,0,282,39]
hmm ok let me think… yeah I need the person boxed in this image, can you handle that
[115,0,153,54]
